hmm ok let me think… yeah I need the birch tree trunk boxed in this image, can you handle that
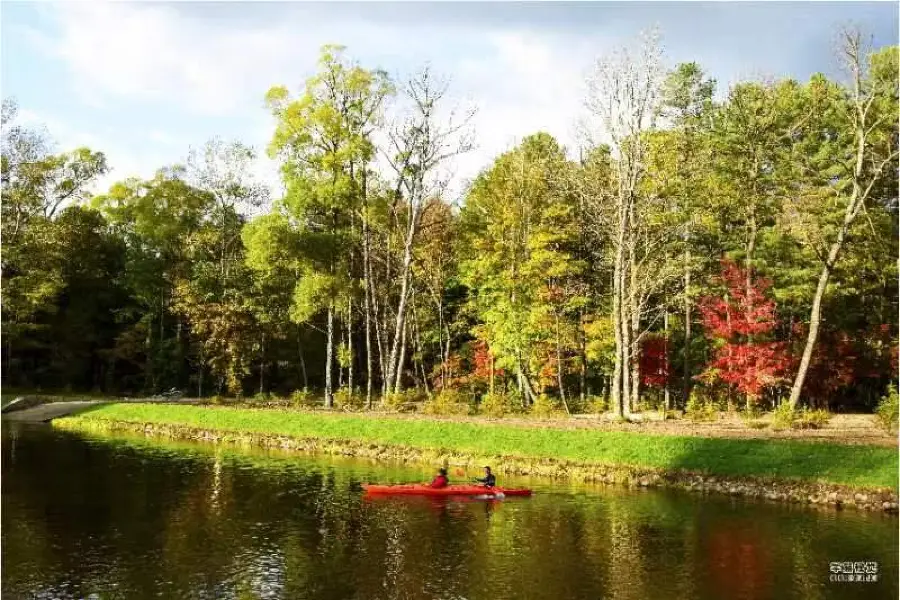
[610,203,627,417]
[385,210,418,396]
[297,328,308,390]
[556,310,570,414]
[664,310,670,411]
[788,28,897,409]
[628,206,641,413]
[346,307,353,393]
[789,191,858,408]
[362,172,374,407]
[324,305,334,408]
[394,311,409,394]
[683,251,692,403]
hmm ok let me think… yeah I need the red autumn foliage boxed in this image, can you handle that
[801,330,857,401]
[698,260,791,399]
[432,340,504,392]
[471,340,504,381]
[796,323,896,402]
[640,335,670,388]
[699,261,780,339]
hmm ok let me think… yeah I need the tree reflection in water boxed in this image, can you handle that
[2,424,896,600]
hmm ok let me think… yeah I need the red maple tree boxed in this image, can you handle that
[640,334,670,388]
[798,323,896,406]
[433,340,504,392]
[472,339,504,385]
[698,260,791,401]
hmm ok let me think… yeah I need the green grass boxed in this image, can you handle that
[59,403,899,489]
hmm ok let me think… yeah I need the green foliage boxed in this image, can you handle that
[771,401,795,431]
[2,38,898,413]
[290,389,318,409]
[381,392,407,412]
[381,390,426,412]
[584,395,609,414]
[793,408,831,430]
[459,133,585,395]
[421,390,472,416]
[685,392,718,422]
[249,392,272,405]
[772,402,832,431]
[530,394,563,419]
[740,404,768,429]
[336,343,352,369]
[876,384,899,433]
[478,392,519,418]
[333,387,364,411]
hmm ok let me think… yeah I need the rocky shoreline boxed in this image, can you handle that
[53,417,899,514]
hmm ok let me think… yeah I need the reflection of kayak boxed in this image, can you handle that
[362,484,532,497]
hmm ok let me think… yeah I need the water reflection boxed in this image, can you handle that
[2,423,896,600]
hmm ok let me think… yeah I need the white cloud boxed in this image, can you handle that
[28,3,328,115]
[11,107,169,196]
[22,3,607,203]
[447,31,595,198]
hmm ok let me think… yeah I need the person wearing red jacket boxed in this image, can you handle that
[429,468,449,488]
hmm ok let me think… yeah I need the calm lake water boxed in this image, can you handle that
[2,422,896,600]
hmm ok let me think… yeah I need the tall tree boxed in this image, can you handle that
[461,133,582,405]
[1,100,108,385]
[698,261,791,407]
[583,31,666,415]
[265,45,392,407]
[94,168,213,392]
[786,33,899,408]
[382,66,474,395]
[659,63,716,403]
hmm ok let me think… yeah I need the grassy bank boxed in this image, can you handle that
[54,403,898,490]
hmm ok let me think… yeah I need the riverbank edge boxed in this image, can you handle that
[53,416,899,514]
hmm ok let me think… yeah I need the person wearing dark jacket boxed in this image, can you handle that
[429,468,449,488]
[474,466,496,487]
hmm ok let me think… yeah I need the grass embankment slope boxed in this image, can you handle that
[55,403,898,490]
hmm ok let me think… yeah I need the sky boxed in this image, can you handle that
[2,1,898,201]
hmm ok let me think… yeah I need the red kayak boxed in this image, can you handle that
[362,484,532,497]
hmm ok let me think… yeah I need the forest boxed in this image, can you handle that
[2,29,897,417]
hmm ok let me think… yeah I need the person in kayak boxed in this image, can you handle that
[474,466,496,487]
[429,468,449,488]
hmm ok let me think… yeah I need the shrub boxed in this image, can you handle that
[639,393,666,413]
[421,389,471,416]
[290,389,318,409]
[382,389,426,412]
[479,393,517,418]
[685,392,717,422]
[793,408,831,430]
[333,387,364,411]
[529,394,563,419]
[249,392,270,405]
[771,403,831,431]
[876,384,898,433]
[771,401,794,431]
[381,392,406,411]
[739,405,768,429]
[584,395,609,415]
[664,409,682,421]
[268,395,293,408]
